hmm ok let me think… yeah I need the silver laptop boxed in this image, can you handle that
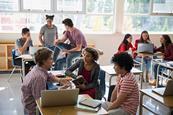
[41,88,79,107]
[137,43,154,54]
[152,80,173,96]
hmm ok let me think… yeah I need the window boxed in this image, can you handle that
[22,0,51,11]
[0,0,19,11]
[86,0,114,14]
[57,0,84,13]
[152,0,173,14]
[0,0,115,33]
[123,0,173,33]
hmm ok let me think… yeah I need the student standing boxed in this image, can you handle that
[151,35,173,85]
[15,28,35,74]
[134,30,152,82]
[54,18,87,70]
[102,53,139,115]
[21,48,71,115]
[39,15,59,62]
[65,47,101,99]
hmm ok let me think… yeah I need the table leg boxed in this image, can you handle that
[156,64,161,88]
[109,75,113,87]
[22,59,25,77]
[139,92,144,115]
[140,73,143,89]
[141,56,145,82]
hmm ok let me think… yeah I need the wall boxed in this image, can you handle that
[0,33,173,65]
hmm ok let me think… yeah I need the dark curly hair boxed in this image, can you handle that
[34,48,53,66]
[111,52,134,72]
[83,47,99,61]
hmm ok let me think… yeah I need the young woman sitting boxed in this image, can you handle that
[65,47,101,99]
[117,33,135,55]
[151,35,173,85]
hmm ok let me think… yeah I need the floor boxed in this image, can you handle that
[0,73,170,115]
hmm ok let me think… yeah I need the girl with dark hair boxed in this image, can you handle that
[151,35,173,85]
[117,34,135,55]
[134,30,152,82]
[65,47,101,99]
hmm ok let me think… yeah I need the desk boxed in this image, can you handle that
[36,94,108,115]
[156,62,173,87]
[17,54,34,77]
[100,65,143,88]
[139,89,173,115]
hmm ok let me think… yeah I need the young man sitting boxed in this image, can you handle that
[102,52,139,115]
[15,27,35,74]
[21,48,71,115]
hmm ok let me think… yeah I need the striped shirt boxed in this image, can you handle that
[21,65,54,115]
[117,73,139,115]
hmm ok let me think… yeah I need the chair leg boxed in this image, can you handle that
[8,67,16,82]
[19,68,23,83]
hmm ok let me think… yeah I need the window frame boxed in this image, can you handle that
[20,0,53,13]
[55,0,86,14]
[150,0,173,16]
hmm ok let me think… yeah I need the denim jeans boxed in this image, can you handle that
[54,43,81,70]
[46,46,59,62]
[135,56,151,72]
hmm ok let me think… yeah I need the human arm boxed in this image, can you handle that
[65,59,81,79]
[16,37,32,55]
[39,27,45,46]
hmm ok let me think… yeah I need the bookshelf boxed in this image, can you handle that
[0,42,15,71]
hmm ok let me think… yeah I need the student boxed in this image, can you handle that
[134,30,152,82]
[65,47,100,99]
[21,48,71,115]
[151,35,173,85]
[54,18,87,70]
[117,34,135,55]
[102,53,139,115]
[39,15,59,62]
[15,27,35,74]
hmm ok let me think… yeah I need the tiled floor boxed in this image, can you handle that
[0,73,170,115]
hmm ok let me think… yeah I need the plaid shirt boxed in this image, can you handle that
[21,65,54,114]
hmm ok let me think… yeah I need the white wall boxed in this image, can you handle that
[0,33,173,65]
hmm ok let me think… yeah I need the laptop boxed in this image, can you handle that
[152,80,173,96]
[41,88,79,107]
[29,46,43,56]
[137,43,154,54]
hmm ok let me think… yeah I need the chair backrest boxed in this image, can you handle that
[11,49,17,66]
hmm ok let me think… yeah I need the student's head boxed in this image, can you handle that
[82,47,99,64]
[46,15,54,27]
[160,34,172,46]
[122,34,132,45]
[140,30,150,42]
[62,18,73,31]
[111,52,134,75]
[21,27,30,39]
[34,48,53,70]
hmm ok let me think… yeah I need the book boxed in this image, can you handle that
[72,75,86,85]
[79,98,102,108]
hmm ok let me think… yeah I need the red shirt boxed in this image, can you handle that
[80,68,96,98]
[155,44,173,61]
[117,43,135,55]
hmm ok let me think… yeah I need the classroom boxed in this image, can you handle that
[0,0,173,115]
